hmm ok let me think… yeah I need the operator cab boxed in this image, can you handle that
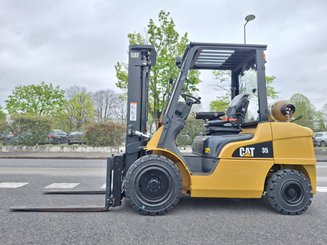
[160,42,268,174]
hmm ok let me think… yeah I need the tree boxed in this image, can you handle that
[210,100,230,112]
[0,106,7,133]
[290,93,316,129]
[321,103,327,125]
[314,111,327,132]
[115,10,201,127]
[322,103,327,115]
[65,93,95,130]
[6,82,65,116]
[92,89,117,122]
[265,76,279,99]
[112,94,127,124]
[65,86,88,100]
[210,71,279,112]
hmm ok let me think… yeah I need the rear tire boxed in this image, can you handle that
[124,155,182,215]
[266,169,312,215]
[320,141,326,147]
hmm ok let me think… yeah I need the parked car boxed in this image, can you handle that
[68,131,84,145]
[48,130,68,144]
[313,132,327,147]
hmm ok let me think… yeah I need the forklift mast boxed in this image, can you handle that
[10,45,156,212]
[125,45,156,170]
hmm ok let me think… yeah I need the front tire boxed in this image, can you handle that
[320,141,326,147]
[124,155,182,215]
[266,169,312,215]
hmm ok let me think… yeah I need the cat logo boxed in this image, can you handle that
[204,147,211,154]
[232,142,273,158]
[239,147,255,157]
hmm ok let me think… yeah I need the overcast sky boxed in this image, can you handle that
[0,0,326,111]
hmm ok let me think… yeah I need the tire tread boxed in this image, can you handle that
[124,155,182,215]
[265,169,312,215]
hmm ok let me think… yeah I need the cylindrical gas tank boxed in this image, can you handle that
[271,100,296,122]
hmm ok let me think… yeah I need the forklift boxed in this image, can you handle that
[11,42,316,215]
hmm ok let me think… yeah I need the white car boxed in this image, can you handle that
[313,132,327,147]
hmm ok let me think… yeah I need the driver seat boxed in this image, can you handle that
[205,94,250,135]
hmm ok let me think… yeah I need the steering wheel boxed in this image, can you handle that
[181,93,201,104]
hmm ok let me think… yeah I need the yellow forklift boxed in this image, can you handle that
[11,43,316,215]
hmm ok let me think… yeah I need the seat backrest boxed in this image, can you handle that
[226,94,250,121]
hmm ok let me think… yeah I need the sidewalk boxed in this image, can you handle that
[0,152,110,159]
[0,151,326,162]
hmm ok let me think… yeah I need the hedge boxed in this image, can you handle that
[84,122,125,146]
[9,114,51,145]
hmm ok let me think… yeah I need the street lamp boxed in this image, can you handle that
[244,14,255,44]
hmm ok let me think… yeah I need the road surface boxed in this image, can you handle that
[1,159,327,244]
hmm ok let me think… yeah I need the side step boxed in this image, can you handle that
[10,155,125,212]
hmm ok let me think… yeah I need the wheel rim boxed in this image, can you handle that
[281,180,304,205]
[135,166,173,206]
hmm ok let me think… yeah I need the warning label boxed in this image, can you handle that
[130,102,137,121]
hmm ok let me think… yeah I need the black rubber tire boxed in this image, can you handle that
[320,141,326,147]
[266,169,312,215]
[124,155,182,215]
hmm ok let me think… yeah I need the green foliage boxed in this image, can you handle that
[6,82,65,116]
[115,10,201,125]
[210,97,229,112]
[176,116,204,146]
[0,106,7,132]
[9,114,50,145]
[290,93,316,129]
[84,122,125,146]
[65,93,95,130]
[51,113,72,132]
[265,76,279,99]
[314,111,327,132]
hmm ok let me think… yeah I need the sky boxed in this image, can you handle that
[0,0,326,111]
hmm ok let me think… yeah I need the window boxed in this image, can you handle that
[239,68,259,122]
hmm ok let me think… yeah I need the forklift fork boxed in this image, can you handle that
[10,155,125,212]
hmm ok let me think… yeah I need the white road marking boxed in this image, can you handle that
[317,177,327,181]
[0,182,28,188]
[316,165,327,168]
[100,183,113,189]
[317,187,327,192]
[44,183,79,189]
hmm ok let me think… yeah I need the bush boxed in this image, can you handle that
[84,122,125,146]
[176,117,204,146]
[9,114,51,145]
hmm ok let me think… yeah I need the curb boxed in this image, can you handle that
[0,156,107,160]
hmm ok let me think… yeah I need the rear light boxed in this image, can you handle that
[48,134,55,139]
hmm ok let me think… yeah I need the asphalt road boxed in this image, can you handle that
[1,159,327,245]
